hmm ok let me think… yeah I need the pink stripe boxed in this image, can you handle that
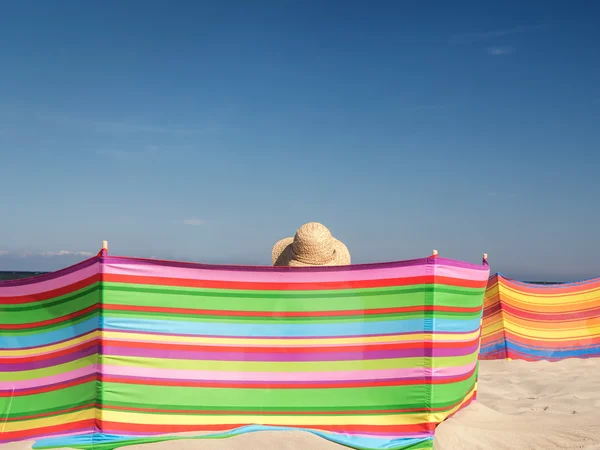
[435,264,490,282]
[101,361,476,382]
[0,364,97,390]
[0,263,99,297]
[103,261,486,283]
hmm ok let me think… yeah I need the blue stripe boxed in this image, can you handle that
[506,340,600,359]
[103,316,481,337]
[33,427,433,450]
[479,340,506,356]
[0,317,98,349]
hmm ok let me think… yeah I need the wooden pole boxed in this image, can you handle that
[102,240,108,252]
[483,253,488,260]
[432,249,438,256]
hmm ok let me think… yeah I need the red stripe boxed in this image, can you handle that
[98,420,435,434]
[0,419,95,441]
[0,304,100,330]
[482,302,501,319]
[0,272,485,304]
[503,330,600,348]
[100,369,475,389]
[104,303,482,317]
[0,340,98,364]
[104,273,487,291]
[499,303,600,322]
[0,274,101,304]
[101,337,479,354]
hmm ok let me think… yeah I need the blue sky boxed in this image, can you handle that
[1,0,599,280]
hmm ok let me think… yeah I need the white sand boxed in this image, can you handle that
[6,359,600,450]
[435,359,600,450]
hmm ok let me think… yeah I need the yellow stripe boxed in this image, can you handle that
[2,409,95,433]
[0,331,100,357]
[502,323,600,340]
[103,330,480,346]
[501,296,599,310]
[499,284,600,305]
[481,320,599,341]
[430,383,477,422]
[100,409,433,426]
[483,318,600,338]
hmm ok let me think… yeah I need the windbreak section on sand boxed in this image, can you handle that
[1,254,489,450]
[480,274,600,361]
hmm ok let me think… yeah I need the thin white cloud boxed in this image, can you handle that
[0,250,93,258]
[40,250,94,257]
[37,110,202,135]
[486,46,514,55]
[87,120,198,135]
[96,149,147,161]
[145,144,193,152]
[183,219,207,226]
[450,24,548,44]
[486,191,517,199]
[414,104,451,111]
[97,144,195,161]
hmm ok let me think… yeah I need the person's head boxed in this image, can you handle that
[272,222,350,267]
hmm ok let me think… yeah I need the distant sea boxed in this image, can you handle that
[0,271,47,281]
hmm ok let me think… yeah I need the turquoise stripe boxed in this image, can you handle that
[102,316,481,337]
[32,426,433,450]
[0,317,98,349]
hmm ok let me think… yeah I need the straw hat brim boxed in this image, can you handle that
[272,237,351,267]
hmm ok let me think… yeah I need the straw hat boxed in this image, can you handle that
[272,222,351,267]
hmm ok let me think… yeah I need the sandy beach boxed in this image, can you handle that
[5,358,599,450]
[435,358,600,449]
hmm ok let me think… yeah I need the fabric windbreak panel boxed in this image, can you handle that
[1,254,489,450]
[0,257,102,443]
[480,274,600,361]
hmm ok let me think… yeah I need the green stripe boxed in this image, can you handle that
[103,282,485,312]
[0,283,100,312]
[5,382,96,416]
[100,373,476,409]
[4,402,94,422]
[101,309,481,324]
[102,393,467,414]
[103,352,478,372]
[1,311,100,336]
[0,290,99,325]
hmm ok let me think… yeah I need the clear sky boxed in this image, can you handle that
[1,0,599,281]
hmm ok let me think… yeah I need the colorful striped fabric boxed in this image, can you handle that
[480,274,600,361]
[0,252,489,450]
[0,257,101,445]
